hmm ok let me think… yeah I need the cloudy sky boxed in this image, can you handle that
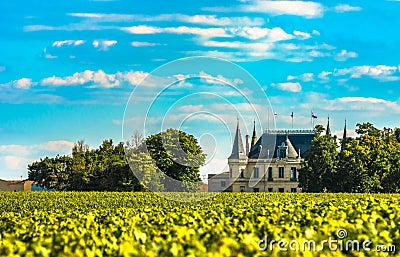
[1,0,400,180]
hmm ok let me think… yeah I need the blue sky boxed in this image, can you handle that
[1,0,400,180]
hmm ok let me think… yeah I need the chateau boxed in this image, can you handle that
[208,121,315,192]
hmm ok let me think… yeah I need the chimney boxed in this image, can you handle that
[245,135,250,154]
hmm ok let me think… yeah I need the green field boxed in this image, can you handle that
[0,192,399,256]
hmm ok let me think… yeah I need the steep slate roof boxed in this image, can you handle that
[286,137,298,158]
[248,131,314,159]
[229,121,247,159]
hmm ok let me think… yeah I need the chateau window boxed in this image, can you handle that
[253,167,259,178]
[253,188,259,192]
[268,167,273,181]
[277,142,287,158]
[221,181,226,187]
[278,167,284,178]
[230,169,232,178]
[268,188,273,192]
[240,169,245,178]
[240,186,245,192]
[278,188,284,192]
[291,188,297,193]
[290,167,297,181]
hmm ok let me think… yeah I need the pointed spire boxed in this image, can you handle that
[341,119,347,151]
[326,116,331,135]
[229,119,246,159]
[251,119,257,147]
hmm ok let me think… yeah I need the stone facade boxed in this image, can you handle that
[208,121,314,192]
[207,172,230,192]
[0,179,34,192]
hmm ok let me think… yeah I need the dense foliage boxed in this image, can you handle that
[0,192,398,256]
[299,123,400,193]
[135,128,206,191]
[28,129,205,192]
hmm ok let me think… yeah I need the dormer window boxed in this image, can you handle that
[277,142,287,158]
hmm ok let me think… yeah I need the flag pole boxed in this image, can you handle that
[291,112,294,130]
[311,110,313,130]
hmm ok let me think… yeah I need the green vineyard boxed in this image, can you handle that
[0,192,399,256]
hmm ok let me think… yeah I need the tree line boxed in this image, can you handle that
[28,128,206,192]
[299,122,400,193]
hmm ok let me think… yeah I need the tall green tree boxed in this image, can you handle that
[299,125,339,192]
[138,128,206,191]
[336,137,371,192]
[127,152,165,192]
[28,155,72,191]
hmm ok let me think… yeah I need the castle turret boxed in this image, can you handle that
[229,120,246,160]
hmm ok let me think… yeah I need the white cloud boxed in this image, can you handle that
[333,4,362,13]
[118,70,157,87]
[131,41,160,47]
[312,29,320,36]
[68,12,135,20]
[226,27,296,41]
[0,66,5,72]
[41,70,120,88]
[287,73,314,82]
[202,27,298,47]
[193,38,336,62]
[38,140,75,153]
[318,71,332,81]
[333,129,357,139]
[203,41,243,48]
[292,64,400,85]
[2,156,33,171]
[335,49,358,61]
[187,43,332,62]
[271,82,302,92]
[93,40,117,50]
[13,78,32,89]
[177,14,265,26]
[321,97,400,112]
[123,25,163,34]
[52,40,85,47]
[0,145,30,156]
[268,27,295,41]
[178,105,205,112]
[293,30,311,39]
[0,140,75,157]
[229,27,270,40]
[166,26,230,37]
[0,140,75,176]
[123,25,230,38]
[24,25,55,32]
[199,71,244,86]
[68,13,266,26]
[333,65,399,81]
[240,0,325,18]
